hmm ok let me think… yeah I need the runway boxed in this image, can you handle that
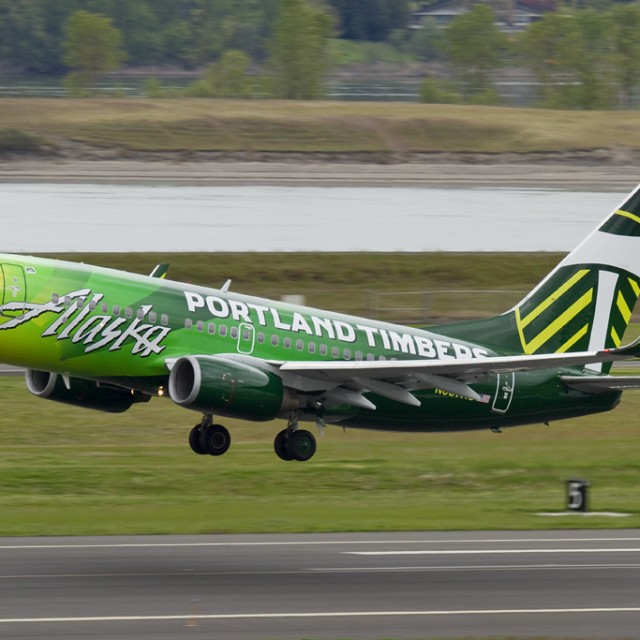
[1,531,639,639]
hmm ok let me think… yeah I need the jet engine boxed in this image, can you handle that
[25,369,149,413]
[168,355,298,421]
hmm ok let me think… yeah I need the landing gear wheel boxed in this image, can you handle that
[274,429,294,461]
[189,425,207,455]
[287,429,317,462]
[201,424,231,456]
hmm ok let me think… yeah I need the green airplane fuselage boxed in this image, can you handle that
[0,254,618,433]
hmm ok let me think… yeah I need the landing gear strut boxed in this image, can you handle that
[273,413,317,462]
[189,414,231,456]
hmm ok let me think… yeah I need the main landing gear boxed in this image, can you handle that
[273,413,317,462]
[187,412,318,462]
[189,414,231,456]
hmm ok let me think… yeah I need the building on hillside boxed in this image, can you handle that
[409,0,556,31]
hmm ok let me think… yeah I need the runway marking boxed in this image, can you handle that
[3,563,640,580]
[2,608,640,624]
[2,537,640,550]
[346,548,640,556]
[311,563,640,572]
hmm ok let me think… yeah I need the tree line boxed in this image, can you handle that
[2,0,640,109]
[426,2,640,110]
[0,0,407,71]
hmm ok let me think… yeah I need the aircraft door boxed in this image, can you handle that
[0,264,26,317]
[237,323,255,354]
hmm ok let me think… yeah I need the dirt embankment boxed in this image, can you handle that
[0,152,638,191]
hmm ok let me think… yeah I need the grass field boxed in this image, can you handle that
[3,99,640,154]
[1,375,639,537]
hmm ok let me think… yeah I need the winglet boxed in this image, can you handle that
[609,335,640,359]
[150,263,170,279]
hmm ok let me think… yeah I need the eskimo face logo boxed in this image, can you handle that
[0,288,171,358]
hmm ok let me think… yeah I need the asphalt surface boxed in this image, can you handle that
[1,531,639,639]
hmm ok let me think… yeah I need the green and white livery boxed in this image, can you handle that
[2,184,640,461]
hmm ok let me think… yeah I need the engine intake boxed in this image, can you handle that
[26,369,149,413]
[168,355,297,420]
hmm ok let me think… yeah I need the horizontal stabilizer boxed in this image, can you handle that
[561,375,640,393]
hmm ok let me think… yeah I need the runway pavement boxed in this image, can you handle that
[1,530,639,639]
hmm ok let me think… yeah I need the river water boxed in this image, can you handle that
[1,184,624,253]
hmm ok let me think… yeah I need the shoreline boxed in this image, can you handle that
[0,156,639,190]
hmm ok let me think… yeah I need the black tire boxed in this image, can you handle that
[274,429,294,461]
[189,425,207,455]
[287,429,317,462]
[201,424,231,456]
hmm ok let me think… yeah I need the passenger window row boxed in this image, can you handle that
[51,293,389,361]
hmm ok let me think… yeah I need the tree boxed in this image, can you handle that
[520,10,612,109]
[445,5,507,100]
[63,11,126,93]
[408,18,445,62]
[328,0,408,41]
[184,50,254,98]
[609,4,640,108]
[267,0,333,100]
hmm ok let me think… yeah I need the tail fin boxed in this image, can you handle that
[437,183,640,373]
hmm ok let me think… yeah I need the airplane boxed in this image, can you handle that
[2,183,640,462]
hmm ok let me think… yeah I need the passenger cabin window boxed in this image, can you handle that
[343,348,351,360]
[308,342,316,354]
[257,332,265,344]
[148,311,157,323]
[185,318,193,330]
[51,293,59,304]
[219,325,227,337]
[296,339,304,352]
[197,320,204,332]
[125,307,133,319]
[320,344,328,356]
[101,302,109,313]
[208,322,216,334]
[231,327,239,339]
[331,346,339,358]
[271,335,279,347]
[113,305,121,316]
[161,313,169,326]
[283,337,291,349]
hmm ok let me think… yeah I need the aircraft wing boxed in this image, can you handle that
[279,337,640,379]
[271,337,640,407]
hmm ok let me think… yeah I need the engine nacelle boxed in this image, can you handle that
[168,355,297,421]
[25,369,149,413]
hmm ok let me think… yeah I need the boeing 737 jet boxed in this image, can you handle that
[2,184,640,461]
